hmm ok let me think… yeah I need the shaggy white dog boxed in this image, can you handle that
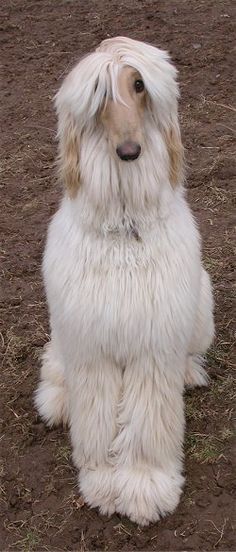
[35,36,214,526]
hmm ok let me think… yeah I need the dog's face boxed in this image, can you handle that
[55,37,183,199]
[100,66,145,162]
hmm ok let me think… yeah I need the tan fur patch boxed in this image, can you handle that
[100,66,145,150]
[164,124,184,187]
[58,117,80,198]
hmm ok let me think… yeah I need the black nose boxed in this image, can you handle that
[116,141,141,161]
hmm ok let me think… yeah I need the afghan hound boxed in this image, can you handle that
[35,36,214,526]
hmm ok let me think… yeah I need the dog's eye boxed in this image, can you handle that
[134,79,144,93]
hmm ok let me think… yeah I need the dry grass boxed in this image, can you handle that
[185,179,235,467]
[10,529,41,552]
[186,370,235,464]
[186,433,228,464]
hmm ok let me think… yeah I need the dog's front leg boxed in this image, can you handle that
[69,358,122,516]
[111,355,185,526]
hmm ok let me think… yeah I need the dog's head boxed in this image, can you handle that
[55,37,183,199]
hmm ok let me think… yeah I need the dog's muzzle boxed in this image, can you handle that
[116,141,141,161]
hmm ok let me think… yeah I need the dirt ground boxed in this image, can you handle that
[0,0,235,550]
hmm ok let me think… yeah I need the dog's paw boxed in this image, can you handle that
[79,465,116,516]
[114,465,184,526]
[185,355,209,388]
[35,379,69,427]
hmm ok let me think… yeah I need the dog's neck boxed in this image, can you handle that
[70,128,179,236]
[70,183,177,240]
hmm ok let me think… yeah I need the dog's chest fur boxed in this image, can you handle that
[106,217,141,242]
[45,198,200,365]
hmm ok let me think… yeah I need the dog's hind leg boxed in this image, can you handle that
[35,338,69,426]
[69,359,123,516]
[112,356,185,526]
[185,268,214,388]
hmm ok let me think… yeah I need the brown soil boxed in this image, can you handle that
[0,0,235,550]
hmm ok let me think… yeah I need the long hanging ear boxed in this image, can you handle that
[164,117,184,187]
[57,114,80,198]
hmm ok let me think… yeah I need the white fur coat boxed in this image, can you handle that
[35,36,214,526]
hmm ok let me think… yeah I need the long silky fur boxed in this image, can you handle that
[35,36,214,526]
